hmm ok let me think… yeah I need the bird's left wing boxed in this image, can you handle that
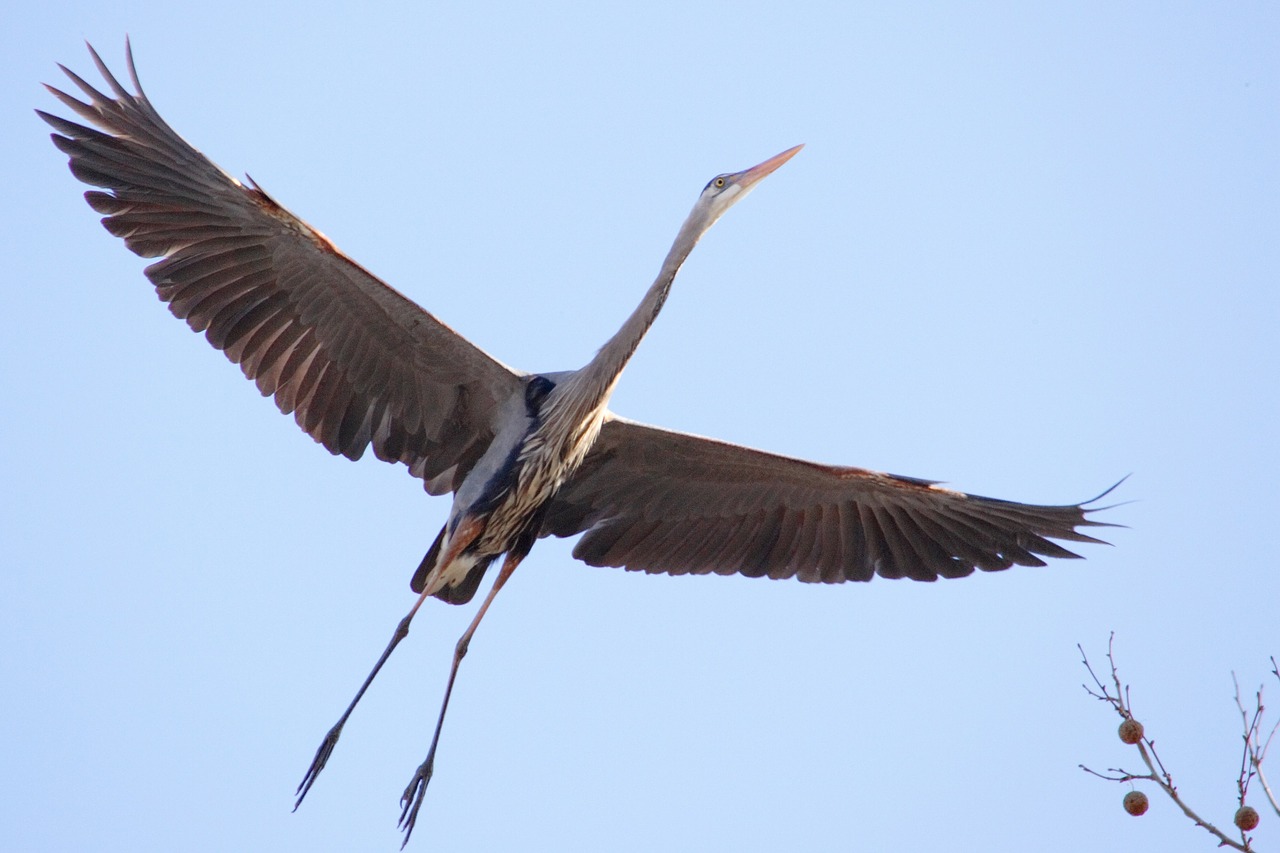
[542,415,1115,582]
[39,43,524,494]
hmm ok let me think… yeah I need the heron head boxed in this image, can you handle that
[658,144,804,276]
[694,144,804,230]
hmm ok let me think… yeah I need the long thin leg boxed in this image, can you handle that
[294,587,430,808]
[295,517,485,809]
[397,549,524,847]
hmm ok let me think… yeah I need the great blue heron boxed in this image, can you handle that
[42,43,1116,846]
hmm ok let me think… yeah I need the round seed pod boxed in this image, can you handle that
[1118,718,1144,745]
[1123,790,1149,816]
[1235,805,1259,831]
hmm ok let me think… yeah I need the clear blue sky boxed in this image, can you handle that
[3,3,1277,851]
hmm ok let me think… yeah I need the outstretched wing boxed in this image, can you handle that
[39,42,523,494]
[542,415,1116,582]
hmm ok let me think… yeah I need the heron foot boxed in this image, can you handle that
[397,756,435,847]
[294,721,344,810]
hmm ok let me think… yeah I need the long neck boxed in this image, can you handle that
[557,208,709,413]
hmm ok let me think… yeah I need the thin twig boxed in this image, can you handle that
[1260,764,1279,821]
[1257,658,1280,818]
[1234,673,1262,804]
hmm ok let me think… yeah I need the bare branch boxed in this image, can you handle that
[1261,763,1279,819]
[1256,658,1280,819]
[1079,639,1255,852]
[1236,673,1265,806]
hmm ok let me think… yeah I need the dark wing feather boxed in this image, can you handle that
[39,43,522,493]
[542,415,1116,583]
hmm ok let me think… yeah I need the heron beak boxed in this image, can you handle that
[735,144,804,190]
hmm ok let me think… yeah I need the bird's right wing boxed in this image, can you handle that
[542,416,1116,582]
[39,43,524,494]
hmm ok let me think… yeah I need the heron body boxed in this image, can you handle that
[41,42,1117,847]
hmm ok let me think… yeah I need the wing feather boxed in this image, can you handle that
[543,416,1116,584]
[41,43,522,491]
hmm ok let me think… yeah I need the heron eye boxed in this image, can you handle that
[714,177,726,188]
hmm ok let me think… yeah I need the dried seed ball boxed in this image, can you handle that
[1118,718,1144,745]
[1123,790,1149,816]
[1235,806,1260,832]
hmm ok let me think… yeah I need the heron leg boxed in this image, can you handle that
[397,548,524,847]
[294,516,485,810]
[293,590,428,809]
